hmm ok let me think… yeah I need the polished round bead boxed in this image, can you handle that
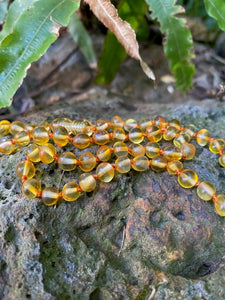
[39,143,57,164]
[0,120,10,136]
[0,137,15,154]
[115,157,131,173]
[151,156,167,172]
[129,128,144,144]
[93,130,110,145]
[167,160,183,175]
[183,124,197,137]
[180,143,196,160]
[132,156,149,172]
[163,146,182,161]
[196,129,210,146]
[51,118,72,132]
[173,133,191,147]
[110,116,124,128]
[139,118,153,131]
[214,195,225,216]
[16,160,35,179]
[163,126,179,141]
[24,123,36,133]
[197,181,216,201]
[146,126,162,142]
[27,144,41,162]
[219,154,225,167]
[14,131,30,146]
[129,144,145,157]
[32,126,49,145]
[96,163,115,182]
[169,119,181,130]
[62,182,80,201]
[38,120,50,130]
[178,169,198,188]
[95,119,108,131]
[209,139,225,154]
[79,152,96,172]
[58,152,77,171]
[96,145,111,162]
[113,128,126,141]
[42,187,59,206]
[53,126,69,147]
[70,119,93,136]
[79,173,96,192]
[73,133,90,149]
[114,142,128,157]
[124,119,137,132]
[10,121,25,135]
[154,115,166,127]
[145,142,160,158]
[22,179,41,199]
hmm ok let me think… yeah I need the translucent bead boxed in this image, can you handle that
[163,146,182,161]
[32,126,49,145]
[0,137,15,154]
[96,145,111,162]
[62,182,80,201]
[146,126,162,142]
[39,143,57,164]
[79,152,96,172]
[139,118,153,131]
[129,128,144,144]
[173,133,191,147]
[22,179,41,199]
[114,141,128,157]
[58,152,77,171]
[196,129,210,146]
[209,139,225,154]
[219,154,225,167]
[154,115,166,127]
[113,128,126,141]
[14,131,30,146]
[115,157,131,173]
[96,163,115,182]
[16,160,35,179]
[214,195,225,216]
[151,156,167,172]
[51,118,72,131]
[53,126,69,147]
[42,187,59,206]
[24,123,35,133]
[197,181,216,201]
[129,144,145,157]
[178,169,198,188]
[38,120,50,130]
[10,121,25,135]
[95,119,108,131]
[180,143,196,160]
[145,142,160,158]
[70,119,93,136]
[79,173,96,192]
[93,130,110,145]
[169,119,181,130]
[132,156,149,172]
[163,126,178,141]
[167,160,183,175]
[27,144,41,162]
[183,124,196,137]
[110,116,124,128]
[73,133,90,149]
[0,120,10,136]
[124,119,137,131]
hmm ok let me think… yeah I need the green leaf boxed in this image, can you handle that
[0,0,80,108]
[203,0,225,31]
[0,0,10,25]
[68,13,96,66]
[145,0,195,91]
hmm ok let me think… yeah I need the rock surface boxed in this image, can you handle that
[0,91,225,299]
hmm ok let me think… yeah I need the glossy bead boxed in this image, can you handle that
[16,160,35,179]
[110,116,124,128]
[0,137,15,154]
[183,124,196,137]
[70,119,93,136]
[180,143,196,160]
[154,115,166,127]
[39,143,57,164]
[22,179,41,199]
[38,120,50,130]
[132,156,149,172]
[93,130,110,145]
[115,157,131,173]
[97,145,111,162]
[53,126,69,147]
[113,128,126,141]
[214,195,225,216]
[146,126,162,142]
[129,144,145,157]
[209,139,225,154]
[73,133,90,149]
[173,133,191,147]
[10,121,25,135]
[139,118,153,131]
[62,182,80,201]
[197,182,216,201]
[151,156,167,172]
[24,123,36,133]
[145,142,160,158]
[79,152,96,172]
[14,131,30,146]
[178,169,198,188]
[196,129,210,146]
[96,163,115,182]
[163,146,182,161]
[95,119,108,131]
[124,119,138,131]
[0,120,10,136]
[114,141,128,157]
[27,144,40,162]
[129,128,144,144]
[58,152,77,171]
[219,154,225,167]
[79,173,96,192]
[32,126,49,145]
[51,118,72,132]
[169,119,181,130]
[167,160,183,175]
[42,187,59,206]
[163,126,178,141]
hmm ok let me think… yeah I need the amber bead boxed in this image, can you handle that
[197,181,216,201]
[96,145,111,162]
[38,120,50,130]
[79,173,96,192]
[0,120,10,136]
[132,156,149,172]
[163,126,178,141]
[180,143,196,160]
[79,152,96,172]
[146,126,162,142]
[10,121,25,135]
[73,133,90,149]
[124,119,138,132]
[95,119,108,131]
[51,118,72,132]
[183,124,196,137]
[27,144,40,162]
[214,195,225,216]
[53,126,69,147]
[173,133,191,147]
[0,137,15,154]
[70,119,93,136]
[114,141,128,157]
[167,160,183,175]
[14,131,30,146]
[196,129,210,146]
[115,157,131,173]
[62,182,80,201]
[96,163,115,182]
[154,115,166,127]
[24,123,35,133]
[93,130,110,145]
[178,169,198,188]
[42,187,59,206]
[113,128,126,141]
[145,142,160,158]
[169,119,181,130]
[163,146,182,161]
[139,118,153,131]
[219,154,225,167]
[16,160,35,179]
[32,126,49,145]
[209,139,225,154]
[39,143,57,164]
[129,144,145,157]
[129,128,144,144]
[58,152,77,171]
[110,116,124,128]
[151,156,167,172]
[22,179,41,199]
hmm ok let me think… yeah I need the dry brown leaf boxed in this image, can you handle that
[85,0,155,81]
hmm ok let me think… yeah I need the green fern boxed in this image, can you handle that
[203,0,225,31]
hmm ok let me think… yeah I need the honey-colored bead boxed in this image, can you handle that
[58,152,77,171]
[53,126,69,147]
[110,116,124,128]
[169,119,181,130]
[180,143,196,160]
[114,141,128,157]
[42,187,59,206]
[14,131,30,146]
[27,144,40,162]
[115,157,131,173]
[70,119,93,136]
[132,156,149,172]
[151,156,167,172]
[139,118,153,131]
[145,142,160,158]
[129,128,144,144]
[24,123,36,133]
[39,143,57,164]
[163,126,178,141]
[79,173,96,192]
[209,139,225,154]
[0,137,15,154]
[214,195,225,216]
[113,128,126,141]
[73,133,90,149]
[129,144,145,157]
[38,120,50,130]
[173,133,191,147]
[146,126,162,142]
[16,160,35,179]
[183,124,196,137]
[97,145,111,162]
[93,130,110,145]
[219,154,225,167]
[154,115,166,127]
[124,119,137,132]
[197,181,216,201]
[79,152,96,172]
[51,118,72,131]
[96,163,115,182]
[196,129,210,146]
[95,119,108,131]
[22,179,41,199]
[0,120,10,136]
[167,161,183,175]
[10,121,25,135]
[163,146,182,161]
[62,182,80,201]
[32,126,49,145]
[178,169,198,188]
